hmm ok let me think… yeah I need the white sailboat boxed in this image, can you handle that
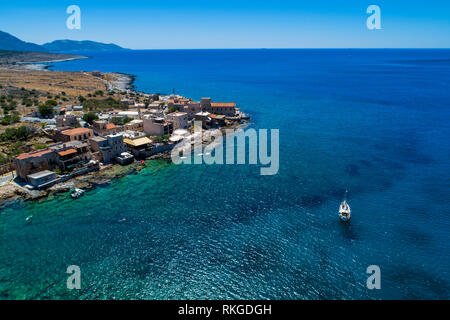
[339,190,351,221]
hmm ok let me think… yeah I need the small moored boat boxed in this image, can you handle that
[70,188,85,199]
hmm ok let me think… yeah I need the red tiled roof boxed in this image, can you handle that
[57,149,77,157]
[61,127,92,136]
[106,123,116,130]
[15,149,53,160]
[210,102,236,108]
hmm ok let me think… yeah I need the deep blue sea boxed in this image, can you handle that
[1,50,449,299]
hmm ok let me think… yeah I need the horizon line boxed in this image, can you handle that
[123,48,450,50]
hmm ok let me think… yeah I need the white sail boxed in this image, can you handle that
[339,199,351,221]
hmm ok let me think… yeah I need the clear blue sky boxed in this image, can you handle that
[1,0,449,49]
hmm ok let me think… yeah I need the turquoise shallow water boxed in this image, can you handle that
[1,50,449,299]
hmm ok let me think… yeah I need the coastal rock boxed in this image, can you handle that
[0,185,20,203]
[49,182,75,193]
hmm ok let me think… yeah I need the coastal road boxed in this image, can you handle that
[0,172,15,187]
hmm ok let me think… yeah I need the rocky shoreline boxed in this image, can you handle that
[0,158,170,207]
[110,72,135,91]
[18,56,89,71]
[0,67,154,207]
[0,121,248,208]
[0,50,86,65]
[0,62,249,208]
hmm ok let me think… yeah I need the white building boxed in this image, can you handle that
[117,111,140,120]
[124,119,144,131]
[148,103,162,109]
[167,112,188,130]
[183,101,202,120]
[122,130,145,139]
[143,116,173,135]
[73,105,84,111]
[89,134,127,163]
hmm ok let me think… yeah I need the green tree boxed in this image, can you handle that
[168,105,178,113]
[8,141,27,156]
[38,103,54,117]
[2,101,17,113]
[33,143,47,150]
[0,153,9,165]
[0,111,20,125]
[123,116,133,124]
[15,126,33,139]
[83,97,127,112]
[111,117,123,125]
[82,112,99,125]
[0,126,33,142]
[44,99,58,107]
[22,97,33,107]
